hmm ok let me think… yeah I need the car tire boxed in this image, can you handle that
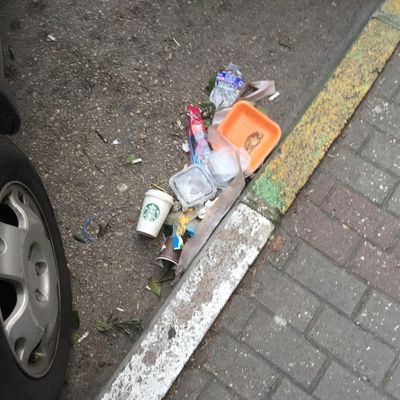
[0,136,71,400]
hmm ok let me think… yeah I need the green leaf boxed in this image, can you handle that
[71,310,80,330]
[203,119,212,129]
[148,277,161,297]
[113,319,143,336]
[73,234,87,243]
[207,75,216,93]
[199,100,215,108]
[95,320,109,332]
[124,153,137,165]
[70,330,78,345]
[70,310,80,345]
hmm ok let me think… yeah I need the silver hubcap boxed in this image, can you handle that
[0,182,59,378]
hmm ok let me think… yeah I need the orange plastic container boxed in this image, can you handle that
[217,101,281,174]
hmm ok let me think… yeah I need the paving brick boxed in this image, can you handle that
[166,368,210,400]
[388,184,400,217]
[338,118,375,152]
[286,244,366,316]
[203,333,278,399]
[271,379,312,400]
[308,306,396,385]
[319,148,396,203]
[264,230,298,269]
[321,184,400,249]
[357,291,400,347]
[360,97,400,140]
[302,172,336,207]
[348,241,400,302]
[285,201,359,265]
[247,264,320,332]
[386,362,400,399]
[197,379,240,400]
[241,308,326,387]
[218,293,257,337]
[362,133,400,176]
[314,363,386,400]
[369,67,400,101]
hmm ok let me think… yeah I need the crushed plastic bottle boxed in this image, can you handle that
[209,63,244,110]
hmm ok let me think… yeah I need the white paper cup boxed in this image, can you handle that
[136,189,174,238]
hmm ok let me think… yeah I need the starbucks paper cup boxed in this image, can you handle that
[136,189,174,238]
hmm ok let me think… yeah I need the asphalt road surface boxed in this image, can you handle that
[0,0,382,398]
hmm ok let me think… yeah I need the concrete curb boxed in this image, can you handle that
[98,1,400,399]
[97,204,274,399]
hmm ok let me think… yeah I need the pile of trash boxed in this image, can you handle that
[137,64,281,292]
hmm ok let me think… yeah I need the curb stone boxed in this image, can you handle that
[97,204,273,400]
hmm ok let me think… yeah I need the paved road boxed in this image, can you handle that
[166,47,400,400]
[0,0,384,398]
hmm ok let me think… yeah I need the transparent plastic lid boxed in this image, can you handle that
[169,164,217,208]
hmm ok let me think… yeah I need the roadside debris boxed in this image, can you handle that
[269,91,280,101]
[117,183,128,192]
[147,277,161,297]
[77,331,89,344]
[149,182,168,192]
[8,47,15,61]
[133,63,282,288]
[209,63,244,110]
[75,217,110,243]
[73,233,87,243]
[125,154,142,166]
[70,310,80,345]
[137,190,174,238]
[172,171,245,284]
[182,142,189,153]
[97,220,110,238]
[82,216,96,242]
[147,259,176,297]
[95,129,108,143]
[156,236,182,265]
[169,164,217,208]
[95,314,143,336]
[47,34,56,42]
[187,105,211,165]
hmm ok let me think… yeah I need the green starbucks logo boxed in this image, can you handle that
[143,203,160,222]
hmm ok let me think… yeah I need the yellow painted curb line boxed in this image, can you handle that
[382,0,400,17]
[243,15,400,220]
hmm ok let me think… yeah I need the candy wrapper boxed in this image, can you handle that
[187,105,211,165]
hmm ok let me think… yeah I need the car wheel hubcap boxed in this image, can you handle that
[0,182,60,378]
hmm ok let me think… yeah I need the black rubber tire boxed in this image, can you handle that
[0,136,72,400]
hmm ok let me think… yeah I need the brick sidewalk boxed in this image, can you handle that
[166,47,400,400]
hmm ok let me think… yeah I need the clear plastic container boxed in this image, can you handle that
[169,164,217,208]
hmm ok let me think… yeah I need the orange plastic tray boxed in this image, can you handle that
[217,101,281,173]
